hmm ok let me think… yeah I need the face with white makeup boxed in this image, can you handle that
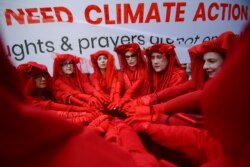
[151,52,168,72]
[203,52,224,78]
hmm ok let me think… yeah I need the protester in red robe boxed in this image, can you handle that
[53,53,106,110]
[145,43,187,93]
[114,43,148,107]
[89,50,121,111]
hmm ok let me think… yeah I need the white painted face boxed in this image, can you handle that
[62,61,74,75]
[125,51,137,67]
[203,52,224,78]
[35,74,47,89]
[151,52,168,72]
[97,55,108,70]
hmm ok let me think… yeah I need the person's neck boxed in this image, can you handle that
[65,73,73,77]
[36,88,45,96]
[100,69,106,76]
[128,66,137,71]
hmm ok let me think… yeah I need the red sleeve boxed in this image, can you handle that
[65,112,101,126]
[27,96,92,113]
[105,120,160,167]
[146,124,222,163]
[122,78,144,99]
[168,68,188,87]
[80,73,96,94]
[153,90,202,115]
[27,96,69,111]
[155,80,196,103]
[89,74,103,92]
[110,77,121,102]
[53,79,82,104]
[27,96,53,109]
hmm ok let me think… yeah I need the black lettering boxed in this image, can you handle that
[121,35,130,44]
[78,38,90,54]
[12,44,25,61]
[24,40,37,55]
[98,36,109,47]
[45,41,55,52]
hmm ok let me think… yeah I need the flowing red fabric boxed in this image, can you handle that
[201,24,250,167]
[53,53,95,103]
[90,50,119,94]
[145,43,187,93]
[17,61,49,81]
[115,43,147,90]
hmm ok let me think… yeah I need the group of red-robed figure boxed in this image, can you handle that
[1,23,250,167]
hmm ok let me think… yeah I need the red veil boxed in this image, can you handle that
[90,50,118,93]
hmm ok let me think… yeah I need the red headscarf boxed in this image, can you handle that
[202,25,250,167]
[17,61,53,99]
[115,43,147,86]
[90,50,117,93]
[17,61,48,79]
[146,43,185,93]
[188,31,238,89]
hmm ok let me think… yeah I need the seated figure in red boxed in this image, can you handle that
[17,61,103,126]
[89,50,122,112]
[145,43,187,93]
[114,43,148,107]
[53,53,106,110]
